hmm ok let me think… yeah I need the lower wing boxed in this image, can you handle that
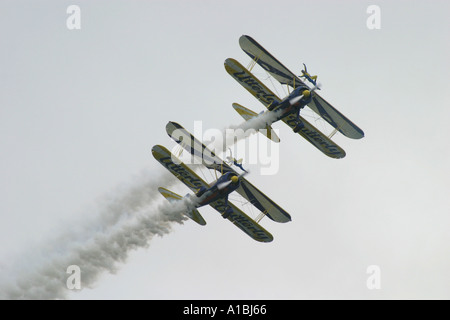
[209,199,273,243]
[282,114,346,159]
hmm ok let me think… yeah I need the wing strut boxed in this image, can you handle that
[328,128,338,139]
[247,54,259,72]
[255,210,267,223]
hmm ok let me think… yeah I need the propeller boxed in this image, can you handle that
[217,171,248,190]
[288,83,322,106]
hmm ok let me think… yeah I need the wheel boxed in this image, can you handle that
[293,122,304,133]
[222,207,233,219]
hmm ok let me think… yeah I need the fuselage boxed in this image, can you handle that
[271,85,312,121]
[189,172,240,208]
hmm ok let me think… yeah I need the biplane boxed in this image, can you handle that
[225,35,364,159]
[151,121,291,243]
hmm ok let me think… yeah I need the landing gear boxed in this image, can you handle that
[222,196,233,219]
[293,113,304,133]
[222,206,233,219]
[293,123,304,133]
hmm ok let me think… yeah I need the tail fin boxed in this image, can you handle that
[158,187,206,226]
[232,103,280,143]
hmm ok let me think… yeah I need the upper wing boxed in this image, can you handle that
[151,145,209,192]
[209,199,273,243]
[239,34,306,88]
[236,179,291,223]
[166,121,235,174]
[224,58,281,108]
[239,35,364,139]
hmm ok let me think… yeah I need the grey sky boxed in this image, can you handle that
[0,1,449,299]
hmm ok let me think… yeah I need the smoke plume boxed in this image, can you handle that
[0,110,283,300]
[0,170,191,299]
[209,109,283,153]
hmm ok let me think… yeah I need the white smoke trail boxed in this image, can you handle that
[0,169,191,300]
[207,109,283,153]
[0,110,286,299]
[228,109,281,133]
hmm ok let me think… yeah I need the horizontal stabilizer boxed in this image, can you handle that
[232,103,280,143]
[158,187,206,226]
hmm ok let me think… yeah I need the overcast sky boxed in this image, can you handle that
[0,0,449,299]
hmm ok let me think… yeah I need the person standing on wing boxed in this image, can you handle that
[300,63,319,88]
